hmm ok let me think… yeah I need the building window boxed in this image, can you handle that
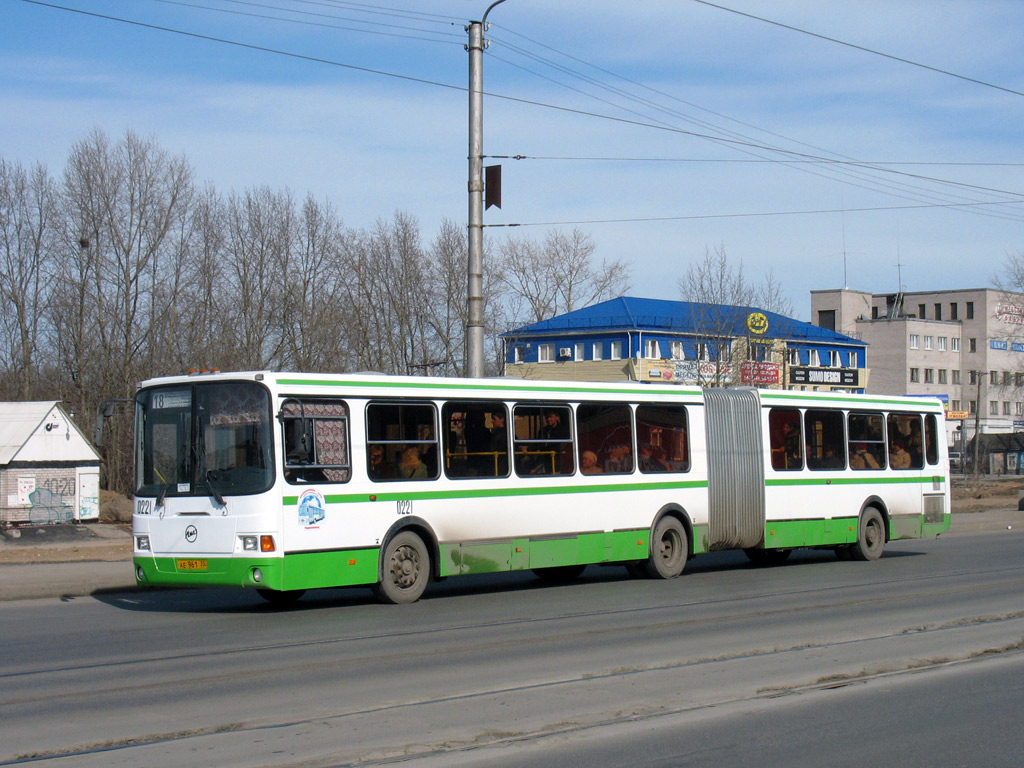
[1017,402,1024,416]
[924,369,934,384]
[951,399,961,412]
[991,370,999,385]
[1017,372,1024,387]
[909,334,919,349]
[909,368,920,383]
[967,302,975,320]
[938,369,947,384]
[918,304,926,319]
[969,400,976,415]
[950,303,959,320]
[513,346,524,364]
[644,339,660,359]
[924,336,933,350]
[952,338,960,352]
[592,343,603,361]
[969,370,978,385]
[818,310,836,331]
[670,341,685,360]
[609,341,622,360]
[990,400,999,416]
[934,303,942,321]
[938,337,947,351]
[575,342,585,361]
[538,344,555,363]
[1004,401,1011,416]
[872,306,880,319]
[969,338,977,353]
[953,369,961,384]
[787,348,800,366]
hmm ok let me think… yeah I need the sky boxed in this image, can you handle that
[3,0,1024,319]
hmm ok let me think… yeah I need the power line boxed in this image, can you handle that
[485,199,1024,229]
[692,0,1024,99]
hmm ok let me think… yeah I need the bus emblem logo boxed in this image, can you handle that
[185,525,198,543]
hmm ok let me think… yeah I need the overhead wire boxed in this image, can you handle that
[485,23,1024,222]
[20,0,1024,224]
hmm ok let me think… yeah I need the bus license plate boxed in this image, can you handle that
[176,559,208,571]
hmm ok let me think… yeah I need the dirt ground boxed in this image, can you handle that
[1,477,1020,566]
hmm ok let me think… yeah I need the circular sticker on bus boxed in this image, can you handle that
[298,489,326,527]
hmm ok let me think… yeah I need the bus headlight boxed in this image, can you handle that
[136,536,150,551]
[241,536,258,551]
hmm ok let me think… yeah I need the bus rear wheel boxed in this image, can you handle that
[644,516,688,579]
[851,508,886,561]
[373,531,431,604]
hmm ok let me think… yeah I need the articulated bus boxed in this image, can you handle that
[131,371,950,604]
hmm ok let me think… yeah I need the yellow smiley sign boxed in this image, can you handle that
[746,312,768,335]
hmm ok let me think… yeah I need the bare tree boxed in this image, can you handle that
[495,227,630,328]
[0,159,58,399]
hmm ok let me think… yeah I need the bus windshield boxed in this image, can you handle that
[135,381,273,499]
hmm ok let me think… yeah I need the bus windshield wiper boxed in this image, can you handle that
[156,483,171,508]
[204,470,227,506]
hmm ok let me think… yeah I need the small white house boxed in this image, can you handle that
[0,402,101,525]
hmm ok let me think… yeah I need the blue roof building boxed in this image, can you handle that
[501,296,868,391]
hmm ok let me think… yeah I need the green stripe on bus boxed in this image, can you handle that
[284,479,709,506]
[766,475,945,487]
[759,391,944,409]
[275,377,702,398]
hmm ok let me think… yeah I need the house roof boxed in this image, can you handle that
[502,296,865,346]
[0,401,99,465]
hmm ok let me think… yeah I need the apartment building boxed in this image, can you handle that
[811,287,1024,449]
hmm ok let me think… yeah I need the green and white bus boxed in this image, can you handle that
[131,371,950,603]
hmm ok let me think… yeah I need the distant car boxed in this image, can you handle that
[949,451,963,473]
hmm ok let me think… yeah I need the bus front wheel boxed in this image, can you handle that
[373,531,431,604]
[851,508,886,561]
[644,516,688,579]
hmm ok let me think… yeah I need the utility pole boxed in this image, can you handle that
[466,0,506,379]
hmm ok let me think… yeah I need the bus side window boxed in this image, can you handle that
[366,401,438,481]
[887,413,923,470]
[636,404,688,472]
[513,404,574,477]
[280,398,351,484]
[769,408,802,470]
[924,414,939,465]
[442,401,509,479]
[805,409,845,470]
[848,412,886,470]
[577,403,633,475]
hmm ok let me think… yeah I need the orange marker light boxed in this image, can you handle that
[260,535,276,552]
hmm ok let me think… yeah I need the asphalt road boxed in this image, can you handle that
[1,530,1022,768]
